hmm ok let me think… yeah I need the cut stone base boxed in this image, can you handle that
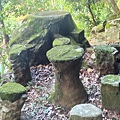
[0,97,26,120]
[101,74,120,111]
[69,104,102,120]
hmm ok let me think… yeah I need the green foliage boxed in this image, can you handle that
[0,47,11,75]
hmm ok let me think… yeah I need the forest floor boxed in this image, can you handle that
[20,47,120,120]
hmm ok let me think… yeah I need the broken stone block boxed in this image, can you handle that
[101,74,120,111]
[94,45,118,76]
[47,45,87,109]
[0,82,27,120]
[69,104,102,120]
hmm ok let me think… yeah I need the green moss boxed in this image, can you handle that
[94,45,117,54]
[101,75,120,87]
[53,37,70,47]
[9,44,26,55]
[0,82,26,102]
[47,45,84,62]
[48,78,62,103]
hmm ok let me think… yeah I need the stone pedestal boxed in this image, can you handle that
[0,82,27,120]
[94,45,117,76]
[101,74,120,111]
[47,45,87,109]
[69,104,102,120]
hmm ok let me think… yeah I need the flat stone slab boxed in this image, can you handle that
[69,104,102,120]
[53,37,70,47]
[101,74,120,110]
[47,45,84,62]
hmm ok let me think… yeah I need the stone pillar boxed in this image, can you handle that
[101,74,120,111]
[69,104,102,120]
[47,45,87,109]
[94,45,118,76]
[0,82,27,120]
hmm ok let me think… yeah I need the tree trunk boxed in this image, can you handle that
[87,0,97,25]
[106,0,119,13]
[0,0,9,46]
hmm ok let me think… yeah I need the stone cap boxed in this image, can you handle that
[101,74,120,87]
[53,37,70,47]
[70,104,102,119]
[0,82,26,102]
[47,45,84,62]
[94,45,117,54]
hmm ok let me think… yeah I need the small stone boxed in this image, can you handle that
[69,104,102,120]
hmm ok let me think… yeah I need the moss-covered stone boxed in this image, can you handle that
[101,75,120,86]
[47,45,84,62]
[94,45,117,76]
[101,74,120,110]
[0,82,26,102]
[53,37,70,47]
[94,45,117,54]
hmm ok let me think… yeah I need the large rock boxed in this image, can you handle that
[9,11,90,85]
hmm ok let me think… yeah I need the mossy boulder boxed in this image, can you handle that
[101,74,120,110]
[9,11,90,85]
[0,82,26,102]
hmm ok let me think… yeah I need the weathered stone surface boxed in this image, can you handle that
[0,95,26,120]
[9,11,90,85]
[47,45,87,109]
[47,45,84,61]
[9,44,32,85]
[69,104,102,120]
[53,37,70,47]
[105,18,120,43]
[101,74,120,111]
[0,82,26,102]
[94,45,118,76]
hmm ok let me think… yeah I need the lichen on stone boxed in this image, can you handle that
[47,45,84,62]
[0,82,26,102]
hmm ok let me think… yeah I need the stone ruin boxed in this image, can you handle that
[9,11,90,86]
